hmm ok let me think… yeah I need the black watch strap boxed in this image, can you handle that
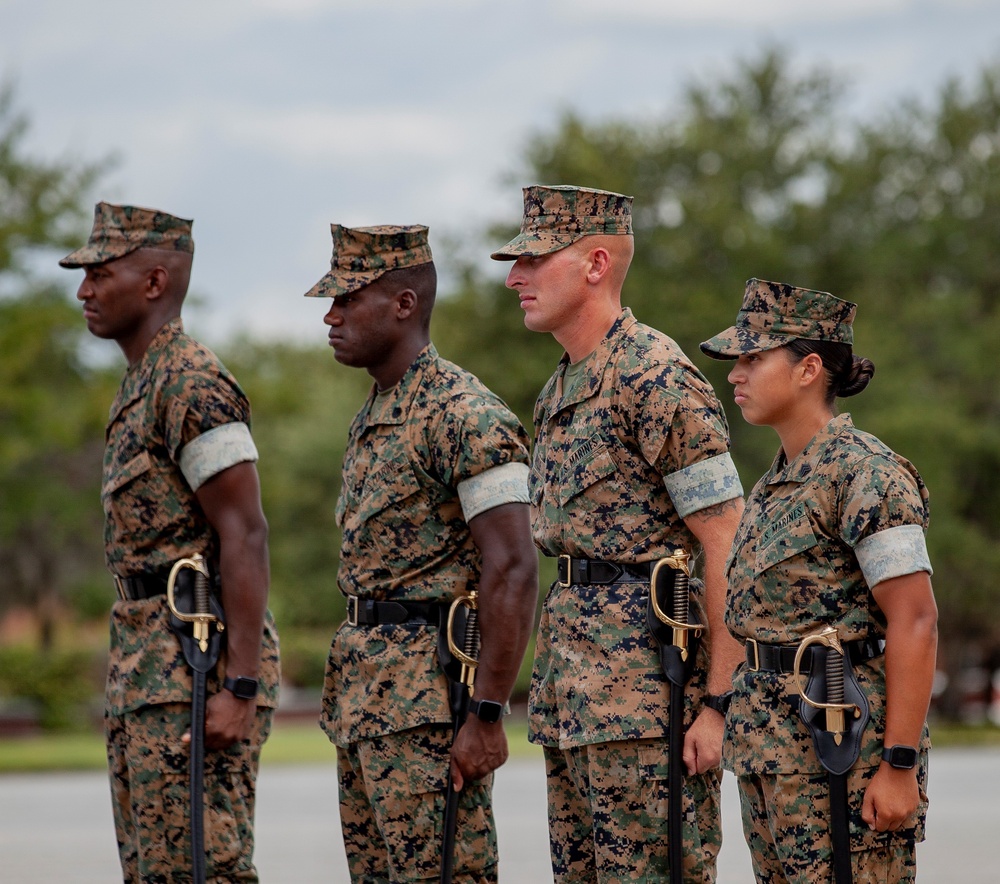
[704,691,733,716]
[223,675,259,700]
[468,698,504,724]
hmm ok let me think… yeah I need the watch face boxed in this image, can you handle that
[885,745,918,769]
[472,700,503,723]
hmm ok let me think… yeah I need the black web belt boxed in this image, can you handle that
[113,572,170,601]
[346,596,449,628]
[556,555,654,587]
[745,636,885,674]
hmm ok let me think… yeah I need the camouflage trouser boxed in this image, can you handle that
[542,738,722,883]
[337,723,497,883]
[105,701,272,883]
[736,762,927,884]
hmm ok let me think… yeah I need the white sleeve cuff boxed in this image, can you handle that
[457,462,530,522]
[855,524,933,587]
[663,452,744,519]
[179,422,259,492]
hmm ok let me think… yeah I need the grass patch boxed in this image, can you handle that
[4,716,990,775]
[0,716,542,775]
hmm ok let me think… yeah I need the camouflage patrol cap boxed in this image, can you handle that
[59,201,194,268]
[490,184,633,260]
[700,278,857,360]
[304,224,432,298]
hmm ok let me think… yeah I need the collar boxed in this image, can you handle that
[764,413,855,486]
[360,343,438,429]
[553,308,636,410]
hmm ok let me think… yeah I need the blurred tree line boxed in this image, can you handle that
[2,51,998,722]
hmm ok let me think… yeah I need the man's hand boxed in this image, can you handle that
[182,690,255,751]
[447,717,509,791]
[682,707,724,775]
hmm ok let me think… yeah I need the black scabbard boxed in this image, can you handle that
[437,597,480,884]
[647,554,701,884]
[797,639,870,884]
[168,563,225,884]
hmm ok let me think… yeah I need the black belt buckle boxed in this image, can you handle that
[557,555,572,588]
[347,595,360,627]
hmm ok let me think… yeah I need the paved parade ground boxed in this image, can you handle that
[2,747,997,882]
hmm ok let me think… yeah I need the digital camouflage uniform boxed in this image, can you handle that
[492,186,745,884]
[307,225,531,883]
[61,204,281,883]
[701,280,934,884]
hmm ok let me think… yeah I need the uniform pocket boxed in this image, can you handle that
[103,449,152,496]
[558,436,617,506]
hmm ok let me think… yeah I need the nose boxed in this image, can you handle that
[323,303,342,326]
[505,258,527,289]
[727,362,744,385]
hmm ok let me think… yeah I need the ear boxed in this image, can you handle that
[143,265,170,302]
[797,352,825,388]
[585,247,611,284]
[395,287,418,320]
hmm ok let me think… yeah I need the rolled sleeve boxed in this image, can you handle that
[179,422,258,491]
[663,452,744,518]
[855,524,933,588]
[458,462,530,522]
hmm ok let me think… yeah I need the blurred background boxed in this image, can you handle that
[2,1,999,751]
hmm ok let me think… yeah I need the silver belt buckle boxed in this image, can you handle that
[746,638,760,672]
[347,595,359,627]
[557,555,572,588]
[113,576,128,601]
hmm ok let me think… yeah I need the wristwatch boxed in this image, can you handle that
[468,698,505,724]
[882,744,918,769]
[223,675,259,700]
[704,691,733,716]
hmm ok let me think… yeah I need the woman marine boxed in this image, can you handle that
[700,279,938,883]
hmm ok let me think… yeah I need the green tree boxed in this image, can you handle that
[435,49,1000,718]
[0,84,111,647]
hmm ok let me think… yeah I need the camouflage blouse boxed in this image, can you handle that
[103,319,280,715]
[321,344,531,746]
[527,309,743,748]
[722,413,932,774]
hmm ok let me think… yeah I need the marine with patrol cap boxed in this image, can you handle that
[306,223,538,882]
[61,201,280,882]
[492,185,746,883]
[701,278,938,884]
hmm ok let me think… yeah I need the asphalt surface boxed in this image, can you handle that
[2,747,998,882]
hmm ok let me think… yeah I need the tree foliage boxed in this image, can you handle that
[434,50,1000,711]
[3,54,1000,718]
[0,85,112,647]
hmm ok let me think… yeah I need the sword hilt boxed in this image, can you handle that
[166,553,223,653]
[446,590,480,693]
[650,549,704,661]
[793,626,861,745]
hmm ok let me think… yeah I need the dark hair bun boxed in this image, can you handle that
[838,356,875,397]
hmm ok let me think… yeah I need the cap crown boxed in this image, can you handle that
[59,202,193,268]
[304,224,432,297]
[700,278,857,359]
[491,184,633,259]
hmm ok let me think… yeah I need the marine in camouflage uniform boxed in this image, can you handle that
[305,224,537,883]
[492,185,747,883]
[61,203,280,883]
[701,279,938,883]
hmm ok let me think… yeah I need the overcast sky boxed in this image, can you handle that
[4,0,999,348]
